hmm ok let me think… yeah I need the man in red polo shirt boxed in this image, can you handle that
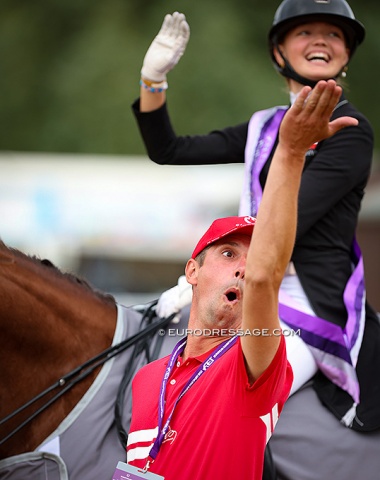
[117,81,358,480]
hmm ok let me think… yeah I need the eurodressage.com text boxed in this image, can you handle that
[158,328,301,337]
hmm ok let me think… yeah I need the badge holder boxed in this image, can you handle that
[113,461,164,480]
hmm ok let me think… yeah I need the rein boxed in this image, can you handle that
[0,302,175,447]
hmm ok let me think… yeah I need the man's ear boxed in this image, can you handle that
[185,258,198,286]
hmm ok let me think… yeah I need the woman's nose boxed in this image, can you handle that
[312,33,327,45]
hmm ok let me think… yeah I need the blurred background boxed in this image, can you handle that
[0,0,379,308]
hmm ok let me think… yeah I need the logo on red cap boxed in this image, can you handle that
[191,216,256,259]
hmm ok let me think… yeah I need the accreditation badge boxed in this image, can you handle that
[113,461,164,480]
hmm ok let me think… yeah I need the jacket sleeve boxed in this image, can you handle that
[295,107,374,240]
[132,98,248,166]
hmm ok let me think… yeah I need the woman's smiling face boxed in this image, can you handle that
[274,21,350,88]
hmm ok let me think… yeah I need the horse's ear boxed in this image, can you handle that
[41,259,55,268]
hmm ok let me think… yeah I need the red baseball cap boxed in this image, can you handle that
[191,216,256,259]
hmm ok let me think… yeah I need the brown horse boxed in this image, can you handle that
[0,239,119,459]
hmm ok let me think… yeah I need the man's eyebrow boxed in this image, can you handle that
[216,240,239,248]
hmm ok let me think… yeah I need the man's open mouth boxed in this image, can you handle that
[224,288,240,303]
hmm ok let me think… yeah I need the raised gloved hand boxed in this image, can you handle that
[141,12,190,83]
[155,275,193,323]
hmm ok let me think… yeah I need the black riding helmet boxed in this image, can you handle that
[268,0,365,87]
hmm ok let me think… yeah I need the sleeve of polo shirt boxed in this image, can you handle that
[237,335,293,418]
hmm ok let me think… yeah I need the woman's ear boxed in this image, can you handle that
[344,48,350,67]
[185,258,198,286]
[273,46,285,68]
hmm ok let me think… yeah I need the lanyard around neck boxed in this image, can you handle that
[148,335,238,461]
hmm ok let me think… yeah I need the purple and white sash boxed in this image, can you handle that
[239,107,366,423]
[239,106,287,216]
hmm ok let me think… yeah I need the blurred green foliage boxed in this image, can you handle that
[0,0,378,157]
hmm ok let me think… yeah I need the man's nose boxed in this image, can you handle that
[235,263,245,279]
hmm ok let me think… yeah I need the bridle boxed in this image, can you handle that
[0,301,175,447]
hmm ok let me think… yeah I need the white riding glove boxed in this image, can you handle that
[156,275,193,323]
[141,12,190,83]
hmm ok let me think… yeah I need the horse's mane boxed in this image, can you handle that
[0,239,116,304]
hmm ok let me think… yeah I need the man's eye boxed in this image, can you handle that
[222,251,233,258]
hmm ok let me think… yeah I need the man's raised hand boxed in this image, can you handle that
[279,80,359,158]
